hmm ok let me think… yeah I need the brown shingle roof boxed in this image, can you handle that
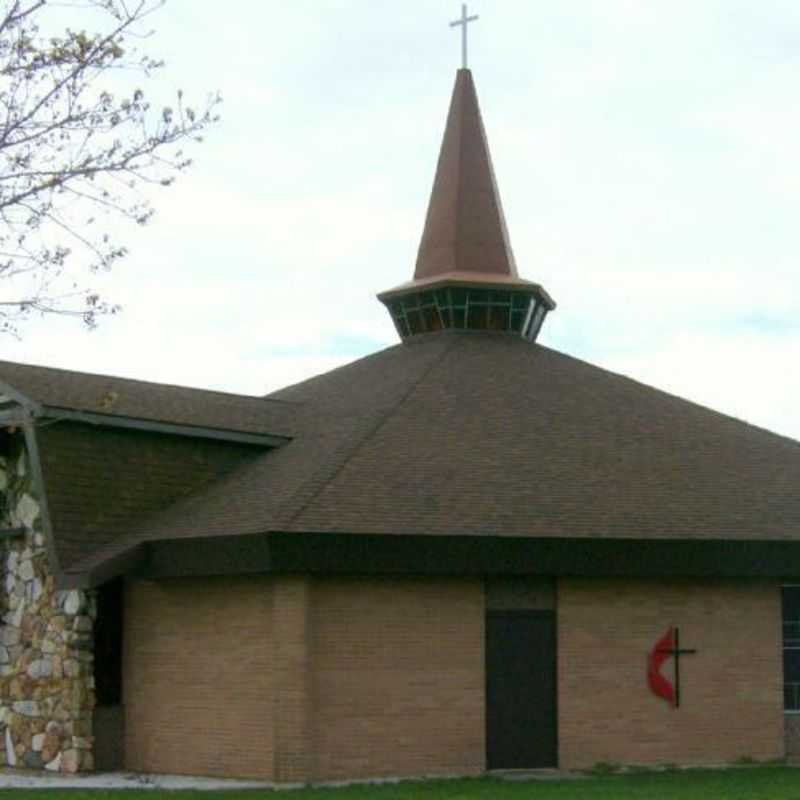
[69,334,456,555]
[282,333,800,541]
[38,423,263,571]
[0,359,297,437]
[70,330,800,577]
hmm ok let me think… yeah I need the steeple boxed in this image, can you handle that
[379,69,555,342]
[416,68,518,281]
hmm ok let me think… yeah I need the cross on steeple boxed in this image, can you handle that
[450,4,479,70]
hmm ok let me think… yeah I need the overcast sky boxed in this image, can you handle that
[5,1,800,440]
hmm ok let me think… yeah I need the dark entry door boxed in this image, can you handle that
[486,610,557,769]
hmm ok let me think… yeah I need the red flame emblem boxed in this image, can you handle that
[647,625,696,708]
[647,626,676,706]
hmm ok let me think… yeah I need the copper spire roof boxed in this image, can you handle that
[415,67,518,282]
[379,69,553,313]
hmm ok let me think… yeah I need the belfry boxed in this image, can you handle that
[379,68,554,341]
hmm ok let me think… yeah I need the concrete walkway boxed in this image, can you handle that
[0,768,276,791]
[0,766,593,791]
[490,769,587,782]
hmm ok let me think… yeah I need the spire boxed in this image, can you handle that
[415,68,518,281]
[378,69,555,342]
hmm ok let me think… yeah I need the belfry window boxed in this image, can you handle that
[782,586,800,711]
[388,288,545,340]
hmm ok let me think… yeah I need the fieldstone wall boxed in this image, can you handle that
[0,436,96,772]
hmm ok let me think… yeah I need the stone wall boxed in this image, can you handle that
[0,435,95,773]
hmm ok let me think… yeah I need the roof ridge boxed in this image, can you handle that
[262,343,401,400]
[273,336,460,530]
[0,358,300,406]
[538,343,800,451]
[453,69,465,275]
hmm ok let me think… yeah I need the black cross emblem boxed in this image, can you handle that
[655,627,697,708]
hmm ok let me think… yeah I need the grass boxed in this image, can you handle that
[4,767,800,799]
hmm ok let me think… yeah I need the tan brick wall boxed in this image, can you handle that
[558,579,783,769]
[311,577,485,781]
[124,574,484,783]
[272,576,311,783]
[123,577,273,779]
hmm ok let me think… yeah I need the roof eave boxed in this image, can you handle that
[67,532,800,584]
[39,405,292,448]
[377,272,556,310]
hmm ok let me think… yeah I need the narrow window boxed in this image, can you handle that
[782,586,800,711]
[94,578,123,707]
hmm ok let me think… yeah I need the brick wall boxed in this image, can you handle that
[272,576,311,782]
[124,574,485,783]
[123,576,274,779]
[558,579,783,769]
[123,574,784,779]
[311,576,485,781]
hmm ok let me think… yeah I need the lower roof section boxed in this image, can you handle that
[68,532,800,588]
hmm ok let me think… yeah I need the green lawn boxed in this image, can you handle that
[4,768,800,800]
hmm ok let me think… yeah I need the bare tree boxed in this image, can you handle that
[0,0,219,333]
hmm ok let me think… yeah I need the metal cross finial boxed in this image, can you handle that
[450,4,479,70]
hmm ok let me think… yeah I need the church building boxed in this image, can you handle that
[0,61,799,782]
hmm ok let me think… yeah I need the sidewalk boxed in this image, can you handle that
[0,768,276,791]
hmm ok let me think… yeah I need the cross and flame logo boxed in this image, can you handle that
[647,626,697,708]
